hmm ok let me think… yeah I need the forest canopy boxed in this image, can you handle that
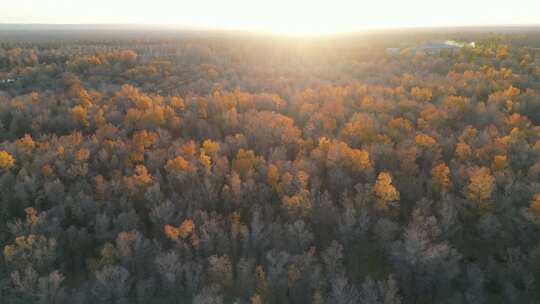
[1,28,540,303]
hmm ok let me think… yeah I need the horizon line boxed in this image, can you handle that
[1,22,540,36]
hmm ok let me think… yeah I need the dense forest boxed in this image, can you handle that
[2,28,540,303]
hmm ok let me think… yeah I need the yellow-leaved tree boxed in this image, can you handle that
[373,172,400,211]
[0,151,15,170]
[431,163,451,193]
[72,105,89,127]
[467,166,495,210]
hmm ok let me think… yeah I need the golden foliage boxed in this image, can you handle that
[431,163,451,192]
[227,172,242,197]
[202,139,220,157]
[496,45,509,60]
[325,141,371,173]
[125,165,153,193]
[267,164,280,189]
[341,113,376,145]
[133,131,158,150]
[348,149,371,172]
[134,165,153,186]
[492,155,509,171]
[130,130,158,162]
[411,87,433,102]
[282,189,312,216]
[180,141,197,161]
[16,134,36,154]
[459,126,478,142]
[467,166,495,209]
[142,107,165,129]
[169,96,185,110]
[318,137,331,155]
[165,156,193,173]
[373,172,400,210]
[116,84,153,109]
[506,113,530,130]
[75,148,90,162]
[0,151,15,170]
[415,133,437,148]
[233,149,257,177]
[124,108,143,129]
[444,95,469,114]
[199,151,212,173]
[388,117,412,134]
[455,142,472,160]
[4,234,56,267]
[420,107,448,128]
[179,219,195,238]
[164,224,180,241]
[72,105,89,127]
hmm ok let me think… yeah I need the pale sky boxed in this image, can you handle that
[1,0,540,35]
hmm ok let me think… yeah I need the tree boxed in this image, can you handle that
[415,134,437,149]
[125,165,154,193]
[492,155,509,171]
[341,113,377,146]
[163,224,180,241]
[202,139,220,158]
[267,164,280,190]
[180,219,195,239]
[329,272,360,304]
[71,105,89,128]
[467,167,495,210]
[455,142,473,161]
[165,156,193,174]
[391,205,461,301]
[155,251,181,287]
[373,172,400,211]
[233,149,257,177]
[4,235,57,274]
[93,265,131,303]
[496,45,509,60]
[242,111,301,153]
[431,163,451,193]
[15,134,36,155]
[0,150,15,170]
[207,255,233,289]
[411,87,433,102]
[37,271,66,304]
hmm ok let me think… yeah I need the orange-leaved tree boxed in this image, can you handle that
[373,172,400,211]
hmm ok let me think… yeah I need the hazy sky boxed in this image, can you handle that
[1,0,540,34]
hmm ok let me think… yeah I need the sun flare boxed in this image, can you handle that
[2,0,539,35]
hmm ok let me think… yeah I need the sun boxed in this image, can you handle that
[4,0,539,35]
[155,0,394,36]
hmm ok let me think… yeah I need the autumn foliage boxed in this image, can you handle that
[0,151,15,170]
[1,30,540,304]
[467,166,495,209]
[373,172,400,210]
